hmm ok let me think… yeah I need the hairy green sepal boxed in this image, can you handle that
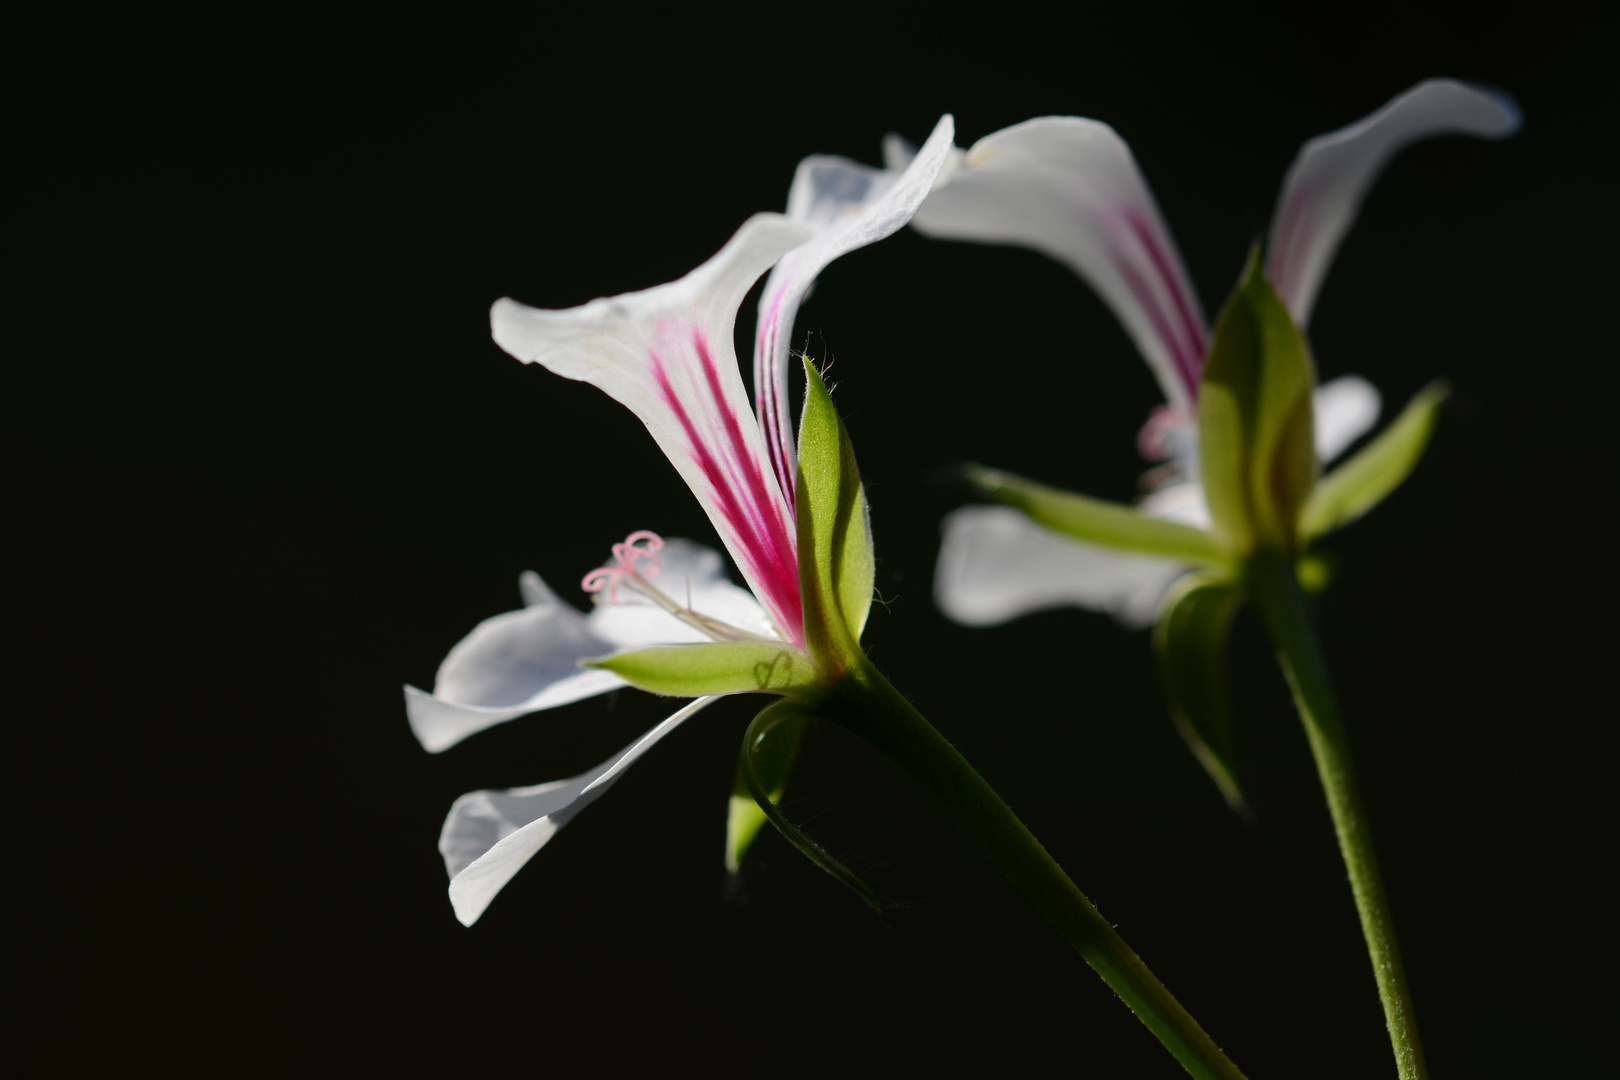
[725,705,807,872]
[795,357,875,670]
[1299,380,1449,540]
[587,640,815,697]
[1154,573,1247,813]
[1199,251,1318,556]
[967,464,1229,567]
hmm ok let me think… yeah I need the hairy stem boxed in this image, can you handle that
[1248,548,1426,1079]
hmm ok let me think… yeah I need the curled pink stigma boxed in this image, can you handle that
[582,530,666,602]
[1137,405,1180,461]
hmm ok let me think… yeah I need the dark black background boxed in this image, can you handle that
[11,7,1611,1077]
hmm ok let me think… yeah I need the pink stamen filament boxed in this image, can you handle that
[581,530,777,644]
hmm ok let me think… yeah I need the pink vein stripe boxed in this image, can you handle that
[1113,208,1209,401]
[754,286,798,506]
[650,329,802,643]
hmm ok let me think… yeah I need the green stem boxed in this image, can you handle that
[1247,548,1426,1079]
[818,659,1245,1080]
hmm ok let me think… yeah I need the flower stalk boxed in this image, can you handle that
[815,657,1246,1080]
[1247,547,1426,1080]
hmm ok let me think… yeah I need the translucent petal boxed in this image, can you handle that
[935,505,1187,630]
[1267,79,1522,326]
[405,573,626,753]
[407,542,770,753]
[442,697,719,925]
[906,117,1208,413]
[491,215,814,641]
[1313,375,1382,464]
[753,116,955,500]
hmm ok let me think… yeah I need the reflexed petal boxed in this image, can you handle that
[443,696,719,925]
[935,505,1187,630]
[405,572,627,753]
[905,117,1208,413]
[1267,79,1522,326]
[408,542,772,753]
[1313,375,1382,464]
[491,215,814,642]
[753,116,955,500]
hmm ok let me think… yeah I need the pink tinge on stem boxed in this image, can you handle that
[650,327,803,645]
[1107,206,1209,403]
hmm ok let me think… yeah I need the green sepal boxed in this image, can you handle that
[966,464,1230,567]
[738,698,880,908]
[725,705,807,873]
[1299,380,1450,541]
[1153,572,1248,814]
[1199,249,1318,557]
[795,357,874,670]
[587,641,816,697]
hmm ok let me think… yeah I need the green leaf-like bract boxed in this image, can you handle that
[1299,380,1449,540]
[725,705,806,872]
[738,698,880,908]
[967,464,1229,567]
[1199,250,1318,556]
[587,640,814,697]
[795,357,874,670]
[1153,572,1247,813]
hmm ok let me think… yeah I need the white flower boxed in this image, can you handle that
[885,81,1518,627]
[409,118,955,924]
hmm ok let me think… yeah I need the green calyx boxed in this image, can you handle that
[1198,248,1318,558]
[586,640,818,697]
[794,356,876,674]
[966,464,1231,569]
[1299,380,1450,541]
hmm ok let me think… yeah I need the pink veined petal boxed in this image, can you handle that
[752,115,956,502]
[490,214,815,643]
[905,116,1209,414]
[1266,79,1522,327]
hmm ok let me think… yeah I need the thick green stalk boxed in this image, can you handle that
[818,659,1246,1080]
[1247,548,1426,1079]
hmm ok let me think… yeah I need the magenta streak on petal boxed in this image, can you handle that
[1121,209,1209,385]
[753,286,797,506]
[1113,245,1203,405]
[650,337,803,643]
[1266,183,1314,315]
[693,331,801,614]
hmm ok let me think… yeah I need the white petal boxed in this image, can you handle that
[1313,375,1383,464]
[491,214,814,641]
[907,117,1208,414]
[405,571,628,753]
[935,505,1187,630]
[1267,79,1522,327]
[1138,480,1212,529]
[752,117,956,498]
[443,696,719,925]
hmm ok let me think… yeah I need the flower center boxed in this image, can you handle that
[581,530,776,643]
